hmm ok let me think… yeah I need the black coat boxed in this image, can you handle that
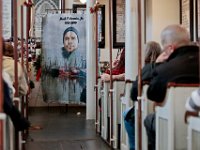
[130,63,158,101]
[147,45,199,103]
[3,81,30,131]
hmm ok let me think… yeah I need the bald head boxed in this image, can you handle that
[161,24,190,48]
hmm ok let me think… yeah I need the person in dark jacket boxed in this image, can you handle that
[144,24,199,150]
[130,41,163,101]
[147,24,199,103]
[3,80,30,131]
[125,41,162,150]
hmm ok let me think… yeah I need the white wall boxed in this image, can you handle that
[98,0,119,62]
[146,0,180,44]
[65,0,73,9]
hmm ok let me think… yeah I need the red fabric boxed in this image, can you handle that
[105,67,125,75]
[36,68,42,81]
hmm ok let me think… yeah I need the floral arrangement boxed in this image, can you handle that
[24,0,34,7]
[90,1,101,14]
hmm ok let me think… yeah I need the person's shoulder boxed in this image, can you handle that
[143,63,158,71]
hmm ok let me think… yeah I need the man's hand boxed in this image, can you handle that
[101,73,110,82]
[156,51,170,63]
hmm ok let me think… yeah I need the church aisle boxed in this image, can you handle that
[25,107,110,150]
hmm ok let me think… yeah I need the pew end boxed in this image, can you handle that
[155,83,199,150]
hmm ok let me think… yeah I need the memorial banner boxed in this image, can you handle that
[42,13,86,104]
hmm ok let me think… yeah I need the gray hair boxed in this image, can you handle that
[161,24,190,48]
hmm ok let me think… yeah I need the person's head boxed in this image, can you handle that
[3,42,14,58]
[144,41,162,64]
[161,24,190,54]
[63,27,79,52]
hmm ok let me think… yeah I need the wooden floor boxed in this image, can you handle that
[25,107,110,150]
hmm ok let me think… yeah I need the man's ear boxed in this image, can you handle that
[170,44,176,52]
[167,45,175,54]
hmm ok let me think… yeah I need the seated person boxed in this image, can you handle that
[185,88,200,122]
[3,79,30,131]
[101,48,125,81]
[2,42,30,131]
[130,41,162,100]
[3,42,28,96]
[144,24,199,150]
[185,88,200,113]
[125,41,162,150]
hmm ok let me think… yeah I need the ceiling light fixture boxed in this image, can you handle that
[80,0,87,4]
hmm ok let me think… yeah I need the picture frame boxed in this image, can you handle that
[112,0,125,48]
[33,0,60,41]
[179,0,194,41]
[73,4,105,48]
[3,0,12,39]
[195,0,200,41]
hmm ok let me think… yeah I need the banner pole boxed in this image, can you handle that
[0,0,4,148]
[108,0,114,148]
[137,0,142,150]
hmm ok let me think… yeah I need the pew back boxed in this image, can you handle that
[156,85,198,150]
[120,82,133,150]
[111,81,125,149]
[135,84,154,150]
[188,116,200,150]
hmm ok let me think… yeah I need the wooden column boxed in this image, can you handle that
[108,0,114,148]
[21,6,24,68]
[26,5,30,71]
[0,0,4,148]
[13,0,19,96]
[137,0,142,150]
[95,8,99,133]
[13,0,20,149]
[0,0,4,112]
[86,0,96,120]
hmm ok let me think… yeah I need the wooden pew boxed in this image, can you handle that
[100,81,110,141]
[187,116,200,150]
[135,84,154,150]
[110,80,125,149]
[96,78,102,134]
[120,80,133,150]
[14,97,24,150]
[155,83,199,150]
[0,113,7,150]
